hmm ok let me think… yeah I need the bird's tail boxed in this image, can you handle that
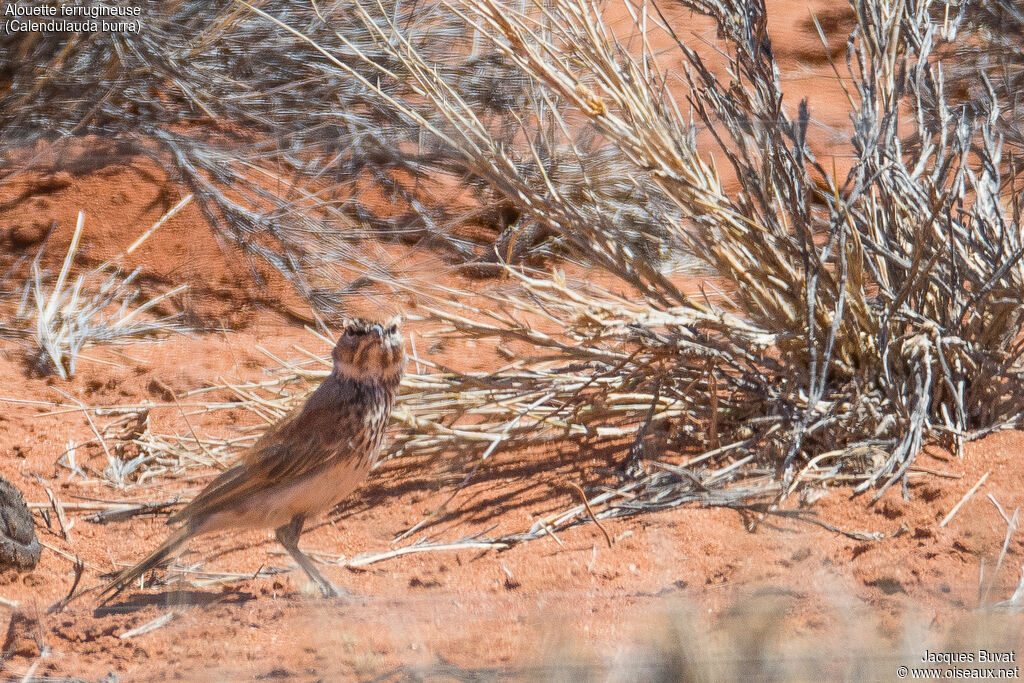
[100,524,193,602]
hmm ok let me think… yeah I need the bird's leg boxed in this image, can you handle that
[274,514,342,598]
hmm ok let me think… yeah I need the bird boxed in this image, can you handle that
[101,317,405,600]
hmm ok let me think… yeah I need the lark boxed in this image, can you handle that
[102,319,405,599]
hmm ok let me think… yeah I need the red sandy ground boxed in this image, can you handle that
[2,2,1024,680]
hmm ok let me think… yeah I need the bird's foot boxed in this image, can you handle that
[301,571,358,601]
[315,578,344,599]
[313,579,369,603]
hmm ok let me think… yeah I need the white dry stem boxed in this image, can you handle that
[24,199,192,378]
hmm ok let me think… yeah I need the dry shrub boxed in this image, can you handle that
[0,0,683,320]
[941,0,1024,180]
[280,0,1024,508]
[8,0,1024,518]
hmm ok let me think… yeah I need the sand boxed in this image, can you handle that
[1,2,1023,679]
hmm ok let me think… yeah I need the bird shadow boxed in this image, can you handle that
[93,589,255,617]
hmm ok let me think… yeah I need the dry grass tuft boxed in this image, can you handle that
[0,204,189,378]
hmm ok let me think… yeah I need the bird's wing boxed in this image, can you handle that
[166,452,274,524]
[169,380,359,524]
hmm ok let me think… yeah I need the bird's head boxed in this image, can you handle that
[331,317,405,386]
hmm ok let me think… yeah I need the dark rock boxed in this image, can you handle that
[0,476,40,571]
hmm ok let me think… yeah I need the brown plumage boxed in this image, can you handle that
[102,318,405,600]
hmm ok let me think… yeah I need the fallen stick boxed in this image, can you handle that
[28,501,133,511]
[38,541,106,574]
[27,500,176,514]
[86,500,179,524]
[120,612,177,639]
[567,482,613,549]
[941,471,991,528]
[45,488,72,542]
[304,540,511,569]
